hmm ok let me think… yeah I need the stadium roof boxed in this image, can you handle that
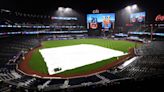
[0,0,163,15]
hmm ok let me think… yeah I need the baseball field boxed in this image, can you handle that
[28,38,140,76]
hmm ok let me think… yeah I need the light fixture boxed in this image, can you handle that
[65,8,72,12]
[58,7,64,11]
[125,6,131,11]
[132,4,137,10]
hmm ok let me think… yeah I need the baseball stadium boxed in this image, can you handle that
[0,0,163,92]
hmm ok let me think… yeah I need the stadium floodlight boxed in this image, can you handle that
[125,4,138,13]
[132,4,138,10]
[58,7,64,11]
[125,6,131,11]
[65,7,72,12]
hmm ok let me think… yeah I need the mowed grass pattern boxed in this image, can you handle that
[29,38,141,75]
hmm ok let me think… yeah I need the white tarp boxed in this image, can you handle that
[39,44,125,75]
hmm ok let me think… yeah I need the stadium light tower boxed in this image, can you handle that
[57,7,72,14]
[125,4,138,48]
[125,6,131,11]
[132,4,138,10]
[64,7,73,14]
[58,7,64,12]
[125,4,138,13]
[55,7,76,17]
[65,7,72,12]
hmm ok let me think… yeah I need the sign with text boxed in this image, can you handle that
[155,14,164,22]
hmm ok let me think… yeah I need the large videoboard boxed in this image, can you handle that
[130,12,146,23]
[87,13,115,30]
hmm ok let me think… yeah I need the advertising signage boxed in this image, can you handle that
[87,13,115,30]
[130,12,146,23]
[155,14,164,22]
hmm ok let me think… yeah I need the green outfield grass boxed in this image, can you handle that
[58,57,117,76]
[28,38,141,75]
[28,48,48,74]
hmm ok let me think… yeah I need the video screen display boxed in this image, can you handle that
[87,13,115,30]
[130,12,146,23]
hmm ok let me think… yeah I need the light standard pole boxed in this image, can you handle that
[125,4,138,49]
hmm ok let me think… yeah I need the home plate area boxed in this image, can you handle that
[39,44,125,75]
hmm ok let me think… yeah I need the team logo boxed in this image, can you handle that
[131,17,137,22]
[137,16,144,22]
[90,23,98,29]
